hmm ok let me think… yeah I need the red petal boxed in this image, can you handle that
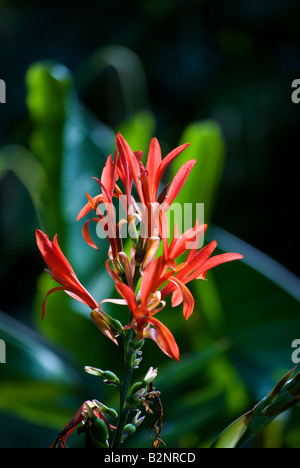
[146,138,162,201]
[155,143,190,197]
[145,317,180,361]
[162,159,197,209]
[114,282,138,319]
[140,256,164,309]
[82,218,100,250]
[116,133,145,204]
[194,252,244,279]
[169,277,195,319]
[76,194,103,221]
[42,286,66,319]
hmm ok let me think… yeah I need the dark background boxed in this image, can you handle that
[0,0,300,448]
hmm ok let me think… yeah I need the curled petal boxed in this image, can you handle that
[169,277,195,320]
[76,194,103,221]
[42,286,66,320]
[144,317,180,361]
[82,218,100,250]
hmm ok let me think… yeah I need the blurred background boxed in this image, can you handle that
[0,0,300,448]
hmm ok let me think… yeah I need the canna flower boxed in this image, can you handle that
[105,219,243,361]
[116,132,196,209]
[50,400,115,448]
[35,229,120,345]
[141,221,244,320]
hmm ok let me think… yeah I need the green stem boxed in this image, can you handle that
[112,329,134,448]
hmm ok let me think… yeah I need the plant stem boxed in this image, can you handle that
[111,329,134,448]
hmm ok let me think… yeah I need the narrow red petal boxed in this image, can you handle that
[116,133,145,204]
[162,159,197,209]
[114,282,138,319]
[146,138,162,201]
[155,143,190,197]
[194,252,244,279]
[140,256,163,309]
[42,286,66,319]
[82,218,100,250]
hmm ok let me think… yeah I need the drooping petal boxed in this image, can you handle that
[50,405,85,448]
[42,286,66,320]
[36,230,76,282]
[144,317,180,361]
[82,218,100,250]
[169,277,195,320]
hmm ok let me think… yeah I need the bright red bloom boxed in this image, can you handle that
[35,229,119,345]
[115,281,180,362]
[140,221,244,320]
[116,132,196,208]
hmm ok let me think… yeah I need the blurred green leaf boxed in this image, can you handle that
[0,144,46,227]
[0,310,82,429]
[211,368,300,448]
[175,120,226,223]
[118,109,156,154]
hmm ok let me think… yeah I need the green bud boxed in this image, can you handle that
[122,424,136,441]
[127,387,146,406]
[84,367,120,385]
[93,400,118,418]
[129,382,144,395]
[90,418,109,448]
[129,338,145,351]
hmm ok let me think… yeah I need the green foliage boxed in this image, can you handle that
[0,50,299,449]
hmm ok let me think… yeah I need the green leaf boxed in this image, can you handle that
[210,412,252,448]
[0,310,82,429]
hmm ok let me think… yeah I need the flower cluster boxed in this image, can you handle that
[36,133,243,361]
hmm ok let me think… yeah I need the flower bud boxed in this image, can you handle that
[132,410,146,428]
[84,366,120,385]
[122,424,136,442]
[143,367,158,385]
[90,418,109,448]
[93,400,118,418]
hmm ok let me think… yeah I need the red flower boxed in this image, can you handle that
[50,400,113,448]
[116,132,196,209]
[115,281,180,362]
[141,221,244,320]
[36,229,119,345]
